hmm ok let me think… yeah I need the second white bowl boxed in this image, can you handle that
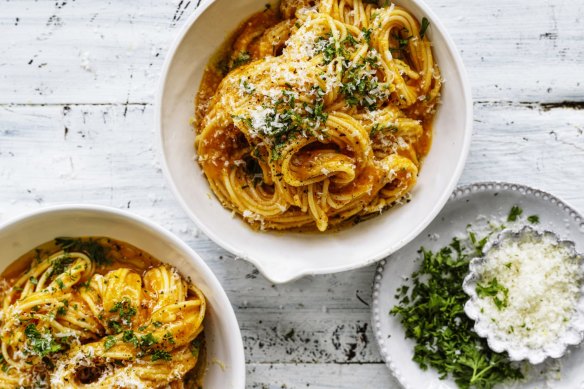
[0,205,246,388]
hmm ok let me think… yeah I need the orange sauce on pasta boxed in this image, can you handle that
[0,237,206,389]
[194,1,440,232]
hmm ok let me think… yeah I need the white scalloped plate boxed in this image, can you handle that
[372,182,584,388]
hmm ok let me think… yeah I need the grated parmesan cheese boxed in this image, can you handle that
[474,231,582,350]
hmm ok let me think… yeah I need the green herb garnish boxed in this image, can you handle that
[104,335,117,351]
[315,34,338,64]
[362,27,373,44]
[0,354,8,372]
[370,124,398,137]
[390,237,522,388]
[163,332,175,345]
[139,333,158,350]
[527,215,540,224]
[507,205,523,222]
[108,320,122,334]
[24,324,62,357]
[109,297,137,326]
[48,255,75,277]
[151,349,172,362]
[122,330,139,347]
[468,229,489,256]
[476,278,509,310]
[189,338,201,358]
[232,51,251,68]
[235,86,328,161]
[54,237,111,266]
[420,17,430,39]
[57,300,68,316]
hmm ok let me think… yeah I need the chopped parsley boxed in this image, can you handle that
[340,60,387,110]
[232,51,251,69]
[392,28,413,48]
[54,237,111,266]
[122,330,139,347]
[0,354,8,372]
[189,338,201,358]
[48,255,75,278]
[476,278,509,310]
[239,78,255,94]
[163,332,175,345]
[104,335,117,351]
[29,276,38,285]
[234,86,328,161]
[139,333,158,350]
[527,215,540,224]
[151,349,172,362]
[24,324,62,357]
[109,297,137,326]
[507,205,523,222]
[420,17,430,39]
[55,278,65,290]
[390,234,523,387]
[370,124,398,137]
[108,320,123,334]
[57,300,68,316]
[362,28,373,44]
[468,228,489,256]
[314,34,338,64]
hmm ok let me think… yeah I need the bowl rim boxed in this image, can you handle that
[155,0,473,283]
[0,204,246,387]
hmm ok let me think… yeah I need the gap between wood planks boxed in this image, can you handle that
[1,101,583,110]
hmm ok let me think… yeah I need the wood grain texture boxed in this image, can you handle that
[246,364,394,388]
[0,0,582,104]
[0,0,583,387]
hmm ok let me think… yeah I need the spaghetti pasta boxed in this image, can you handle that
[0,237,206,388]
[195,0,441,231]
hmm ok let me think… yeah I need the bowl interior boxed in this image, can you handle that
[0,206,245,389]
[159,0,471,283]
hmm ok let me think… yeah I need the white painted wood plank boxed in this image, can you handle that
[246,363,398,388]
[0,0,200,104]
[0,0,582,104]
[461,102,584,210]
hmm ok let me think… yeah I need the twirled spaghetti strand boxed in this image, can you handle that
[0,239,206,388]
[195,0,441,231]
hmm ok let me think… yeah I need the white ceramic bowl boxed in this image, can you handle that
[0,205,245,389]
[157,0,472,283]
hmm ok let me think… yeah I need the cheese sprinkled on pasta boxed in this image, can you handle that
[0,237,206,388]
[195,0,441,231]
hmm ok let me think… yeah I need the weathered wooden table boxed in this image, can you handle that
[1,0,583,387]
